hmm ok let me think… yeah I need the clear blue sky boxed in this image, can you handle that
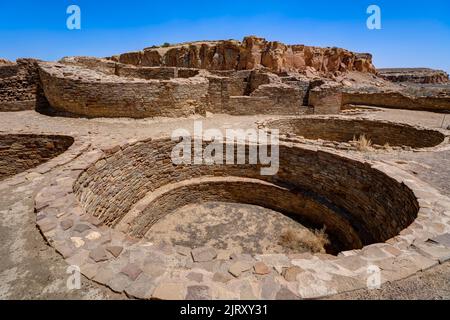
[0,0,449,72]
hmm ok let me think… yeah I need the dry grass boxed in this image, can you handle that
[352,134,372,151]
[279,227,330,254]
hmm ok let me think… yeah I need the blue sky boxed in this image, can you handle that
[0,1,449,72]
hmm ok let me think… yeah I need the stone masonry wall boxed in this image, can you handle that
[74,138,418,251]
[342,91,450,113]
[308,85,343,114]
[0,59,49,111]
[0,134,74,180]
[127,178,361,252]
[266,118,445,148]
[38,62,209,118]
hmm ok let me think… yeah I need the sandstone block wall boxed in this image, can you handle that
[60,56,117,75]
[342,91,450,113]
[124,178,361,253]
[0,59,49,111]
[75,138,418,253]
[38,62,209,118]
[0,134,74,180]
[308,85,343,114]
[266,118,446,148]
[205,73,310,115]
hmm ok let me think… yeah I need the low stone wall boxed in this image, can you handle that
[0,134,74,180]
[117,177,361,253]
[115,65,177,80]
[206,79,310,115]
[116,65,200,80]
[227,96,309,116]
[0,59,48,111]
[38,62,209,118]
[265,117,446,148]
[74,138,419,253]
[59,56,117,75]
[342,91,450,113]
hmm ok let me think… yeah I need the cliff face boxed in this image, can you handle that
[111,36,376,74]
[0,58,14,65]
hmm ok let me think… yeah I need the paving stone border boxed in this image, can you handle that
[259,116,450,153]
[34,137,450,300]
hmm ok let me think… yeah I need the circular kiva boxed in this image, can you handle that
[262,117,447,150]
[0,134,74,181]
[35,137,450,300]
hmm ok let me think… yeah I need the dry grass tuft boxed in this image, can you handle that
[352,134,372,151]
[280,227,330,254]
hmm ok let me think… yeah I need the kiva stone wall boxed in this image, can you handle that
[341,91,450,113]
[74,138,418,252]
[38,62,209,118]
[124,178,361,253]
[0,59,49,111]
[266,118,446,148]
[0,134,74,180]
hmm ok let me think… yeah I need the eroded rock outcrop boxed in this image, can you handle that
[0,58,14,65]
[378,68,449,84]
[111,36,376,74]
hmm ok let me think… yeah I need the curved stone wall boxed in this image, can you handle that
[38,62,208,118]
[0,134,74,180]
[116,177,362,253]
[342,91,450,113]
[74,138,419,252]
[265,118,446,148]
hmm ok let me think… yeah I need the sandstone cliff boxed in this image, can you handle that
[0,58,14,65]
[110,36,376,75]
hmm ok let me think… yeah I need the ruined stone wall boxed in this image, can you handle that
[0,134,74,180]
[74,138,418,251]
[342,91,450,112]
[38,62,209,118]
[0,59,48,111]
[115,64,177,80]
[60,56,117,75]
[308,85,343,114]
[206,77,310,115]
[113,36,376,74]
[206,76,230,113]
[266,118,446,148]
[125,178,361,251]
[208,70,252,96]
